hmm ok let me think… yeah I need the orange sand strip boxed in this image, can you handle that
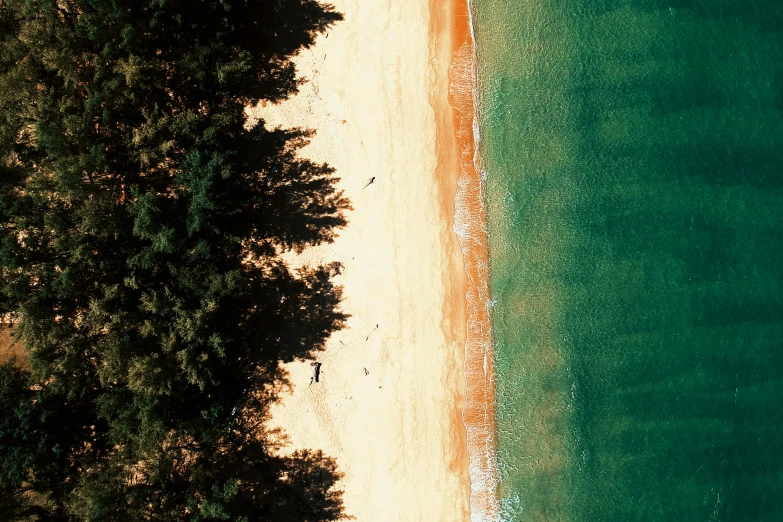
[429,0,472,502]
[448,0,500,519]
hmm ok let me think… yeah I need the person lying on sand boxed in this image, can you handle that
[310,362,322,384]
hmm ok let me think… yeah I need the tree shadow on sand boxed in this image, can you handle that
[226,383,353,522]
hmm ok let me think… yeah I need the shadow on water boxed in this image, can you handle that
[480,0,783,519]
[560,2,783,517]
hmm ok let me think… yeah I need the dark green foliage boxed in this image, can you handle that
[0,0,350,519]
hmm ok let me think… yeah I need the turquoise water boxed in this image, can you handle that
[473,1,783,520]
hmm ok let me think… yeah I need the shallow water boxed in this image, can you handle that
[473,1,783,519]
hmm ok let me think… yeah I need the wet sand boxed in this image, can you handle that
[447,0,499,519]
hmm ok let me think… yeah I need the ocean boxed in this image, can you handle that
[471,0,783,519]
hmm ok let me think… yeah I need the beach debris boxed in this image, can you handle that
[362,177,376,189]
[365,324,379,341]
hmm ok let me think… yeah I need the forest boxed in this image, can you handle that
[0,1,351,519]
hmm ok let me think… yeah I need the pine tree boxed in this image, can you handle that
[0,1,350,519]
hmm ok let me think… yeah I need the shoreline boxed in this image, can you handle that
[445,0,500,520]
[252,0,474,519]
[429,0,472,495]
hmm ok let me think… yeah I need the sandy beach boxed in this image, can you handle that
[247,0,477,520]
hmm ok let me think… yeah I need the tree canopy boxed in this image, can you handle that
[0,1,350,519]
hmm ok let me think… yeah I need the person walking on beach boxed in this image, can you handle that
[363,177,375,189]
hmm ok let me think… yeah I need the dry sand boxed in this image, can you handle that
[247,0,477,520]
